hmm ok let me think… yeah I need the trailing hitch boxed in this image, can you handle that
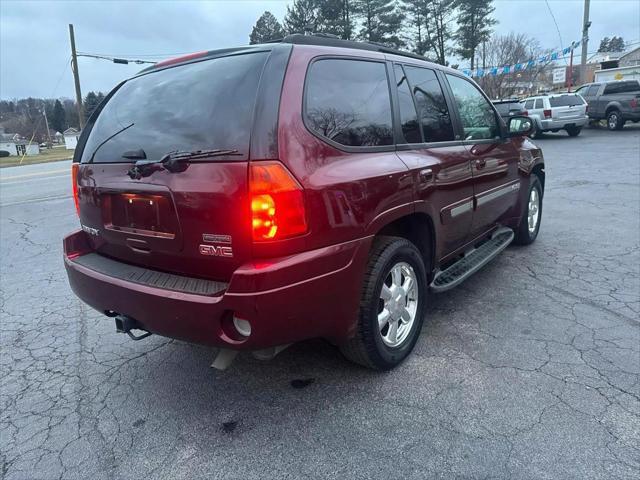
[114,315,153,341]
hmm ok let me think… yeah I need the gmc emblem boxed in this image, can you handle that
[199,244,233,258]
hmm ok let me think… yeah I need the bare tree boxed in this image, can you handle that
[477,33,552,99]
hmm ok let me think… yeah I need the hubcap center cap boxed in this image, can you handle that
[388,287,406,318]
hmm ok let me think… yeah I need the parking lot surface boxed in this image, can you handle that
[1,126,639,480]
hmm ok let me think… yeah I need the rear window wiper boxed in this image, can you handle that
[127,149,242,179]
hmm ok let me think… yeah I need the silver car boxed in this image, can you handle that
[522,93,588,138]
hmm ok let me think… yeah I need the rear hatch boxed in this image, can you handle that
[75,50,274,281]
[549,94,586,120]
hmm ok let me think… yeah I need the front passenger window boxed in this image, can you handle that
[445,74,499,140]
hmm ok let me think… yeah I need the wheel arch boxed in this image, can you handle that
[375,212,435,277]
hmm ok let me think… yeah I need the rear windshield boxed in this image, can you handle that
[81,52,269,163]
[494,102,523,114]
[549,94,584,107]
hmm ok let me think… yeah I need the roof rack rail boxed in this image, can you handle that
[277,33,431,63]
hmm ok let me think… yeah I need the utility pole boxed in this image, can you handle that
[568,44,574,93]
[579,0,591,85]
[69,24,85,129]
[42,106,52,144]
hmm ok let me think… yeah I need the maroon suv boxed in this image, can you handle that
[64,35,544,370]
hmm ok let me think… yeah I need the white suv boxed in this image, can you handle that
[522,93,588,138]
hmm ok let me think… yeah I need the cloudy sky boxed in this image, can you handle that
[1,0,639,99]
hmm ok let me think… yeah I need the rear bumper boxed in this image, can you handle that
[539,116,588,130]
[64,230,371,349]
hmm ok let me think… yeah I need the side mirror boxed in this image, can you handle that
[507,116,534,137]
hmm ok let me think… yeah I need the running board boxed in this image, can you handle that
[430,227,514,293]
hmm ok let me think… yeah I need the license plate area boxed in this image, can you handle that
[104,193,177,239]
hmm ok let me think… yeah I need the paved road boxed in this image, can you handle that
[1,126,639,480]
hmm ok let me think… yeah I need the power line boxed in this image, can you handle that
[76,52,156,65]
[544,0,568,65]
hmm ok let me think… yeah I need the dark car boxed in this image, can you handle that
[492,99,528,121]
[575,80,640,130]
[64,35,544,370]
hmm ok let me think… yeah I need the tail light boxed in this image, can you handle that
[522,111,528,116]
[543,109,552,119]
[71,163,80,216]
[630,97,638,109]
[249,162,307,242]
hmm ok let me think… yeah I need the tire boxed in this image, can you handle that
[529,125,543,139]
[566,126,582,137]
[514,175,543,245]
[340,236,427,370]
[607,110,624,131]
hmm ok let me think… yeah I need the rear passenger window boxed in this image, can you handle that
[305,59,393,147]
[535,99,544,109]
[404,66,454,142]
[394,65,422,143]
[604,81,640,94]
[586,85,600,96]
[445,74,499,140]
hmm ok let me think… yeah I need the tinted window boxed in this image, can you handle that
[82,52,268,163]
[305,59,393,147]
[394,65,422,143]
[604,81,640,94]
[446,74,499,140]
[494,102,523,115]
[534,98,544,109]
[549,94,584,107]
[404,66,454,142]
[586,85,600,96]
[524,99,534,109]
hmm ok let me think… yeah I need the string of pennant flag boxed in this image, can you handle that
[461,40,580,78]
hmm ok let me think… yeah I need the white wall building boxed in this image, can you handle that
[64,128,81,150]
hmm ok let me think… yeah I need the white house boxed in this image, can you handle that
[0,131,40,156]
[64,128,81,150]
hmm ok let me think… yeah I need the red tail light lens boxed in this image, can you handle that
[522,110,528,116]
[71,163,80,216]
[249,162,307,242]
[543,109,552,119]
[630,97,638,109]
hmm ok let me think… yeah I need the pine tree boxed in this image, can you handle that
[598,37,611,53]
[51,100,66,134]
[355,0,405,49]
[402,0,455,64]
[284,0,320,34]
[249,11,285,44]
[83,92,100,119]
[608,36,625,52]
[454,0,496,70]
[317,0,355,39]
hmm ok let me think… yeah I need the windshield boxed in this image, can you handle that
[549,95,584,107]
[81,51,269,163]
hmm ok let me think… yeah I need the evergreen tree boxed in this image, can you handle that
[51,100,66,133]
[598,37,611,53]
[249,11,285,44]
[355,0,405,49]
[284,0,320,34]
[317,0,355,39]
[454,0,496,70]
[402,0,455,64]
[83,92,100,119]
[608,36,625,52]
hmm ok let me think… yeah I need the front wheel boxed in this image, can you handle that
[607,110,624,131]
[514,175,543,245]
[340,236,427,370]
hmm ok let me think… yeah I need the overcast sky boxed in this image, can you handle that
[1,0,639,99]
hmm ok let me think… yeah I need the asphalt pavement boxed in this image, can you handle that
[1,126,639,479]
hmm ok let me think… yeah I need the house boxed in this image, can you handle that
[619,47,640,67]
[0,129,40,156]
[63,128,81,150]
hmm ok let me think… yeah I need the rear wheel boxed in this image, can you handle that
[514,175,543,245]
[607,110,624,130]
[566,126,582,137]
[340,236,426,370]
